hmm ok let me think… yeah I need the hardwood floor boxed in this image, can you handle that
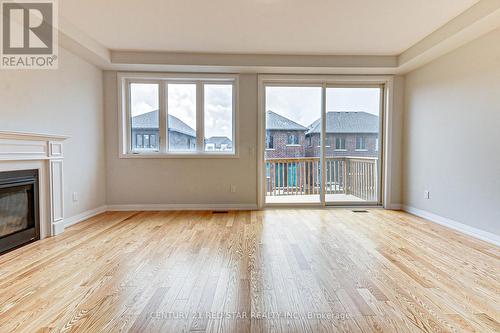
[0,209,498,332]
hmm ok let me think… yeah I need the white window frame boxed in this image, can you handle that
[257,74,394,210]
[118,72,239,158]
[334,137,346,151]
[355,136,368,151]
[265,132,274,150]
[286,133,299,146]
[205,143,216,151]
[325,135,330,148]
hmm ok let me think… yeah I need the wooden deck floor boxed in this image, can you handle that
[0,209,498,332]
[266,194,363,204]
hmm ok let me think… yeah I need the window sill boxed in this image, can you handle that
[334,149,347,151]
[355,149,368,152]
[120,152,239,159]
[265,148,276,151]
[286,144,301,147]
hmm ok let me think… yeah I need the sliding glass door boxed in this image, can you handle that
[264,85,322,204]
[324,86,383,205]
[262,80,384,206]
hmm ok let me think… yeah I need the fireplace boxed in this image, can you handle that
[0,169,40,254]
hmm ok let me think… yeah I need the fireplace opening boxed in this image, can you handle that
[0,169,39,254]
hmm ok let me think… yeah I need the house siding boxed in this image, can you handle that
[131,128,195,151]
[169,131,196,151]
[305,133,379,157]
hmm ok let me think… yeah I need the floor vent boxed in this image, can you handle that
[352,209,369,213]
[212,210,229,214]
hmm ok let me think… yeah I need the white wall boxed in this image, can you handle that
[103,72,258,207]
[103,72,403,209]
[0,47,106,218]
[1,52,402,215]
[390,75,405,208]
[403,28,500,236]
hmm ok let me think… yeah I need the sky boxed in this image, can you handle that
[130,83,233,140]
[204,85,233,140]
[265,87,381,127]
[168,83,196,130]
[130,83,159,117]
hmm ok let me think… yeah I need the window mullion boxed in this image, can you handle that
[160,81,167,153]
[123,75,237,157]
[125,80,132,153]
[196,81,204,153]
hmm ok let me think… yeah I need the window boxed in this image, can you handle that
[121,74,237,157]
[335,137,346,150]
[266,133,274,149]
[134,134,159,149]
[356,136,367,150]
[136,134,143,148]
[306,136,311,147]
[130,83,159,152]
[168,83,196,152]
[326,136,332,147]
[375,138,379,151]
[204,84,234,152]
[287,133,299,145]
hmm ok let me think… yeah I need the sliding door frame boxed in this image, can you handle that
[324,83,385,207]
[257,75,394,209]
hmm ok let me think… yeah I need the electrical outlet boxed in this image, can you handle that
[424,190,430,199]
[72,192,78,202]
[230,185,237,193]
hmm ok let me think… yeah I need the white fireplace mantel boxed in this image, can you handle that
[0,130,70,238]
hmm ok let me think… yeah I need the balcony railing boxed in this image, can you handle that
[265,156,378,201]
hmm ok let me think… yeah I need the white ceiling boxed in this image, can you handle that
[61,0,480,55]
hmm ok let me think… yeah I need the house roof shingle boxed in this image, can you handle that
[306,111,379,134]
[131,110,196,137]
[266,111,308,131]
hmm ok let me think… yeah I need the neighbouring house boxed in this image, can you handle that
[265,111,308,159]
[131,110,196,151]
[205,136,233,151]
[305,111,379,158]
[265,110,379,190]
[167,113,197,151]
[266,110,379,159]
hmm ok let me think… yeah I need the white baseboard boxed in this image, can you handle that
[64,205,108,228]
[106,203,258,211]
[402,205,500,247]
[52,220,65,236]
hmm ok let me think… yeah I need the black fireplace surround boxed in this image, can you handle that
[0,169,40,254]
